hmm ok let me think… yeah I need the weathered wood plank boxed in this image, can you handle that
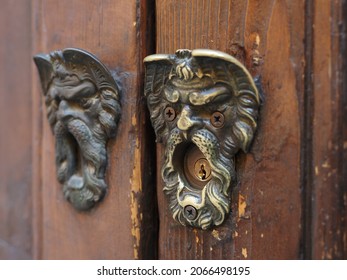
[0,0,33,260]
[31,0,157,259]
[310,0,347,259]
[156,0,304,259]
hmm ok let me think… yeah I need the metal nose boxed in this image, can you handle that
[177,106,198,131]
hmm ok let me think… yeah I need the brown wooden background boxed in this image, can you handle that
[0,0,346,260]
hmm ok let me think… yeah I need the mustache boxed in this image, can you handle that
[162,127,235,229]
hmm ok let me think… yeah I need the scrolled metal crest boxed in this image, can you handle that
[144,49,260,229]
[34,48,121,210]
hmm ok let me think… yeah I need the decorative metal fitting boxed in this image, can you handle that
[144,49,260,229]
[34,48,121,210]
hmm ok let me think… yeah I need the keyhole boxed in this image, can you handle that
[193,158,211,182]
[198,164,207,180]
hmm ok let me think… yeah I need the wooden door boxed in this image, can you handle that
[154,0,347,260]
[1,0,158,260]
[0,0,346,260]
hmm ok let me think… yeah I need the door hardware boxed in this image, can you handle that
[34,48,121,210]
[144,49,260,229]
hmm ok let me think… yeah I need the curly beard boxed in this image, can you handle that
[162,128,236,229]
[54,117,107,210]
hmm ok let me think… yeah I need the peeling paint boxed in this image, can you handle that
[212,230,222,241]
[242,248,248,258]
[193,229,200,244]
[130,191,140,259]
[322,160,330,168]
[255,34,260,46]
[238,194,247,219]
[315,166,319,175]
[261,233,264,238]
[131,114,137,126]
[234,231,239,237]
[130,114,142,260]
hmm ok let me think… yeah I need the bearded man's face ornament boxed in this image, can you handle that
[144,49,260,229]
[34,48,121,210]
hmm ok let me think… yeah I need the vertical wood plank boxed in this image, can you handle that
[156,0,304,259]
[32,0,157,259]
[310,0,347,259]
[0,0,33,259]
[342,0,347,259]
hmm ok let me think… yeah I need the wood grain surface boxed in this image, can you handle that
[309,0,347,259]
[31,0,157,259]
[0,0,33,259]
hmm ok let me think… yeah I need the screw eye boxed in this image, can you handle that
[210,111,225,128]
[164,106,176,121]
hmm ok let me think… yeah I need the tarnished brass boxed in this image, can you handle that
[34,48,121,210]
[144,49,260,229]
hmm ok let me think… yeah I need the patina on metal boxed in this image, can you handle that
[34,48,121,210]
[144,49,260,229]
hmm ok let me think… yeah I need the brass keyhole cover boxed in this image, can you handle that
[144,49,260,229]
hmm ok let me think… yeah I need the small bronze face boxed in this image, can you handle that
[34,48,121,210]
[144,49,260,229]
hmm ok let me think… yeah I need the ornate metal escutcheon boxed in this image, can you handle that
[144,49,260,229]
[34,48,121,210]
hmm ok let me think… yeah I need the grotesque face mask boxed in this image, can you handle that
[34,49,121,210]
[144,49,260,229]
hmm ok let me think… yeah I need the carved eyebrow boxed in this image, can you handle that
[164,87,180,103]
[189,86,230,105]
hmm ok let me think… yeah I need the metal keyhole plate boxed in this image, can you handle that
[144,49,261,229]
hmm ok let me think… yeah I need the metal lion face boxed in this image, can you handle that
[144,49,260,229]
